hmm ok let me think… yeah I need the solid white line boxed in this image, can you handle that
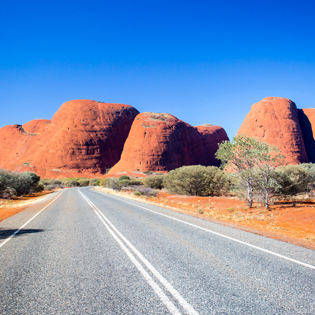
[79,191,183,315]
[93,189,315,271]
[0,191,64,249]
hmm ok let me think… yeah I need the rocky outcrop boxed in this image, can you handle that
[0,100,139,178]
[237,97,308,164]
[298,109,315,163]
[108,112,229,174]
[22,119,51,135]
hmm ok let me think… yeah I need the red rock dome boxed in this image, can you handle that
[237,97,307,164]
[0,100,139,178]
[108,112,229,174]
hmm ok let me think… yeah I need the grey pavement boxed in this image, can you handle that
[0,187,314,314]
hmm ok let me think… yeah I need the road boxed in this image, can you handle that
[0,187,314,314]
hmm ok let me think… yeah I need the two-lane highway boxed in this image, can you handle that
[1,187,314,314]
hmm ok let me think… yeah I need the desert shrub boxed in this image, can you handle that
[1,188,17,199]
[134,191,142,196]
[40,179,51,186]
[135,187,157,196]
[202,167,232,196]
[25,172,40,190]
[275,164,312,196]
[78,179,90,187]
[163,165,231,196]
[45,185,54,191]
[0,169,44,196]
[119,175,130,181]
[143,175,165,189]
[300,163,315,190]
[89,178,100,186]
[0,169,13,191]
[118,179,131,187]
[99,178,107,187]
[148,190,158,197]
[10,172,34,196]
[68,179,80,187]
[101,177,121,190]
[35,182,44,192]
[129,178,143,185]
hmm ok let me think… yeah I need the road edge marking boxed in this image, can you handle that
[93,189,315,270]
[79,191,184,315]
[0,191,64,249]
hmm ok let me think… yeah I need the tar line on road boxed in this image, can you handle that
[79,190,199,315]
[0,191,64,250]
[93,189,315,271]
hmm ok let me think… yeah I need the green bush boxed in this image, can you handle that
[78,178,90,187]
[25,172,40,190]
[11,172,34,196]
[45,185,54,191]
[89,178,100,186]
[35,182,44,192]
[275,164,312,196]
[100,178,108,187]
[119,175,130,181]
[143,175,165,189]
[1,188,17,199]
[202,166,232,196]
[148,190,158,197]
[163,165,231,196]
[100,177,121,190]
[134,191,142,196]
[68,179,80,187]
[129,178,143,185]
[118,179,131,187]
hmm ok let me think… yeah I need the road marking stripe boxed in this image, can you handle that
[0,191,64,249]
[93,189,315,270]
[80,191,199,315]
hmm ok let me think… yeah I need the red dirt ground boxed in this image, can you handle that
[97,187,315,250]
[0,191,55,223]
[154,192,315,250]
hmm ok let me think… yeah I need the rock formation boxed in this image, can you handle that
[237,97,308,164]
[108,112,229,174]
[298,108,315,163]
[0,100,139,178]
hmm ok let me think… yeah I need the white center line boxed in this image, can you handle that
[93,189,315,270]
[0,191,64,249]
[79,190,199,315]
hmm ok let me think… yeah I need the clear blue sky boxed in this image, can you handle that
[1,0,315,138]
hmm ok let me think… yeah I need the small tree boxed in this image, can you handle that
[216,135,286,208]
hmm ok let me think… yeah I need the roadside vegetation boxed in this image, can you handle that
[2,135,315,208]
[0,169,43,198]
[98,135,315,209]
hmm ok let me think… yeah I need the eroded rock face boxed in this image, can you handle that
[108,112,229,174]
[0,100,139,178]
[237,97,308,164]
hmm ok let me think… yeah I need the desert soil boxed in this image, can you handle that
[0,191,54,223]
[95,187,315,250]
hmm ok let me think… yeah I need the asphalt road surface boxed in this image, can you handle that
[0,187,314,314]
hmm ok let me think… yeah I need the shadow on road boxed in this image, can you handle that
[0,228,44,239]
